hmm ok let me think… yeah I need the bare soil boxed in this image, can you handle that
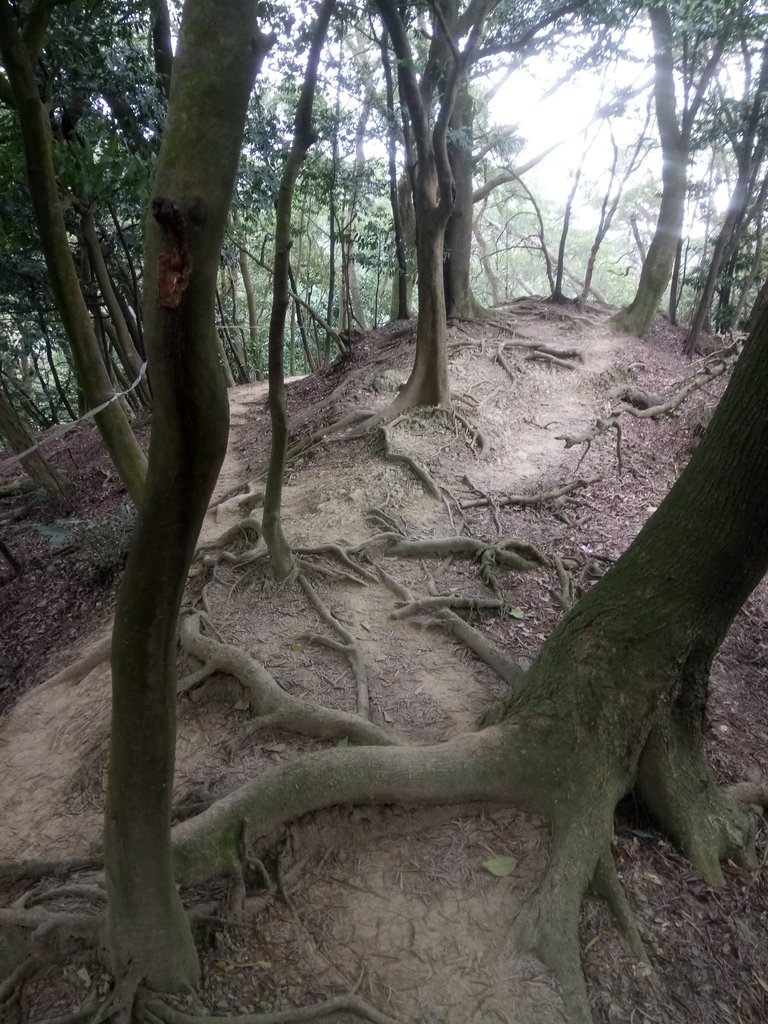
[1,303,766,1024]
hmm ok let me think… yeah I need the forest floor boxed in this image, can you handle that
[1,300,767,1024]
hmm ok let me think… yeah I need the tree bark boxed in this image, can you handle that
[262,0,335,580]
[444,75,482,317]
[0,2,147,505]
[105,0,269,990]
[613,6,723,337]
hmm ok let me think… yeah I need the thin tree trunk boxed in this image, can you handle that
[105,0,269,991]
[0,2,147,504]
[263,0,335,579]
[0,385,68,494]
[239,246,258,379]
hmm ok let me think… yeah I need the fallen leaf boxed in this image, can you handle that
[482,854,518,877]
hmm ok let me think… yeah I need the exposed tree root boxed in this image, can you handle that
[39,637,112,691]
[385,534,546,572]
[293,544,378,584]
[145,991,400,1024]
[428,608,524,687]
[494,344,516,382]
[590,851,648,962]
[296,574,371,719]
[460,475,601,511]
[392,595,503,620]
[637,720,758,887]
[558,347,740,453]
[286,410,374,462]
[0,855,103,886]
[211,483,265,522]
[0,905,106,965]
[195,518,264,568]
[724,780,768,810]
[177,613,393,747]
[375,425,442,501]
[170,730,509,888]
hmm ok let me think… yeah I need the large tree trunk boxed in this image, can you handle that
[105,0,268,990]
[0,2,147,505]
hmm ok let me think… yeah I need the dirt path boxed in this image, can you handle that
[3,307,766,1024]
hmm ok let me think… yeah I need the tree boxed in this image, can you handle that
[372,0,492,415]
[0,1,150,504]
[105,0,269,992]
[262,0,336,580]
[684,34,768,353]
[613,2,726,337]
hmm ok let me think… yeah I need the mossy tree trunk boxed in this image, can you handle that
[262,0,335,581]
[443,75,484,318]
[0,2,147,505]
[105,0,269,991]
[612,5,724,337]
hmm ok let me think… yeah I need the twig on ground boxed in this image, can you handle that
[460,476,601,511]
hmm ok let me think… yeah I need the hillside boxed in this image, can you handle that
[0,303,766,1024]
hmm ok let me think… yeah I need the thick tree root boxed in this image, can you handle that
[195,518,264,568]
[209,483,265,521]
[293,544,378,584]
[385,535,545,572]
[392,595,503,620]
[145,992,400,1024]
[0,905,106,965]
[177,613,393,747]
[286,411,374,462]
[296,574,371,719]
[590,852,648,962]
[170,730,510,887]
[0,855,102,886]
[637,717,757,887]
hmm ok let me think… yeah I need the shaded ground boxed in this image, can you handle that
[0,302,766,1024]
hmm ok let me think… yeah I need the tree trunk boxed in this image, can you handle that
[80,209,152,407]
[239,246,259,379]
[612,9,688,335]
[443,75,482,318]
[105,0,268,990]
[0,2,147,505]
[262,0,335,580]
[0,385,68,494]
